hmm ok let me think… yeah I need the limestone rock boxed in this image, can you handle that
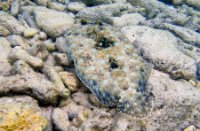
[41,107,54,131]
[53,101,91,130]
[128,0,189,25]
[111,114,144,131]
[184,125,198,131]
[23,28,38,38]
[112,13,146,26]
[72,92,95,109]
[80,109,112,131]
[0,26,10,36]
[81,0,112,6]
[0,60,68,104]
[0,96,48,130]
[55,37,68,53]
[52,108,70,131]
[47,1,66,11]
[53,53,71,66]
[160,23,200,48]
[122,25,197,80]
[9,46,44,68]
[145,70,200,130]
[42,64,70,99]
[67,2,86,13]
[44,39,56,52]
[0,11,26,35]
[34,7,74,37]
[0,0,13,12]
[185,0,200,10]
[33,0,48,6]
[7,35,30,49]
[59,71,80,92]
[10,0,20,16]
[0,37,12,76]
[77,2,132,24]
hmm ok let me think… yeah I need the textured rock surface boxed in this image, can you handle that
[112,13,146,26]
[185,0,200,10]
[0,60,69,104]
[0,0,13,13]
[80,109,113,131]
[9,46,44,68]
[10,0,20,16]
[81,0,112,6]
[53,101,92,131]
[122,25,197,80]
[34,6,74,37]
[0,11,26,35]
[7,35,30,49]
[128,0,189,25]
[77,2,132,24]
[160,23,200,48]
[23,28,38,38]
[0,96,48,130]
[65,25,153,117]
[0,26,10,36]
[0,0,200,130]
[52,108,70,131]
[51,69,200,130]
[59,71,80,92]
[55,37,68,53]
[0,37,12,76]
[47,1,66,11]
[145,70,200,130]
[67,2,86,12]
[33,0,48,6]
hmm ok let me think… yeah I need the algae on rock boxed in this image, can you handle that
[0,96,48,131]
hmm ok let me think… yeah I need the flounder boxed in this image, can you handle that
[65,25,153,118]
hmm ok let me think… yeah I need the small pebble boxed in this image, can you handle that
[11,0,20,16]
[34,0,48,6]
[23,28,38,38]
[189,80,196,86]
[54,66,64,72]
[54,53,71,66]
[39,32,47,40]
[7,35,30,49]
[0,26,10,36]
[59,71,80,92]
[77,109,90,124]
[67,2,86,13]
[44,39,56,52]
[57,0,66,4]
[47,1,66,11]
[196,82,200,89]
[52,108,70,130]
[59,97,71,107]
[31,34,40,42]
[184,125,196,131]
[172,0,183,5]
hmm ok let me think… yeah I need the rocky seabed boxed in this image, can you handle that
[0,0,200,130]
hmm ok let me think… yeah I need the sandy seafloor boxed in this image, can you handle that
[0,0,200,130]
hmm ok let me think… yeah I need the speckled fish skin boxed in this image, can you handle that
[65,25,153,117]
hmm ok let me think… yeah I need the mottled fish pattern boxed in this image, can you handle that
[65,25,153,117]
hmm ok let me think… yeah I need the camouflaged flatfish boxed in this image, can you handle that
[65,25,153,117]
